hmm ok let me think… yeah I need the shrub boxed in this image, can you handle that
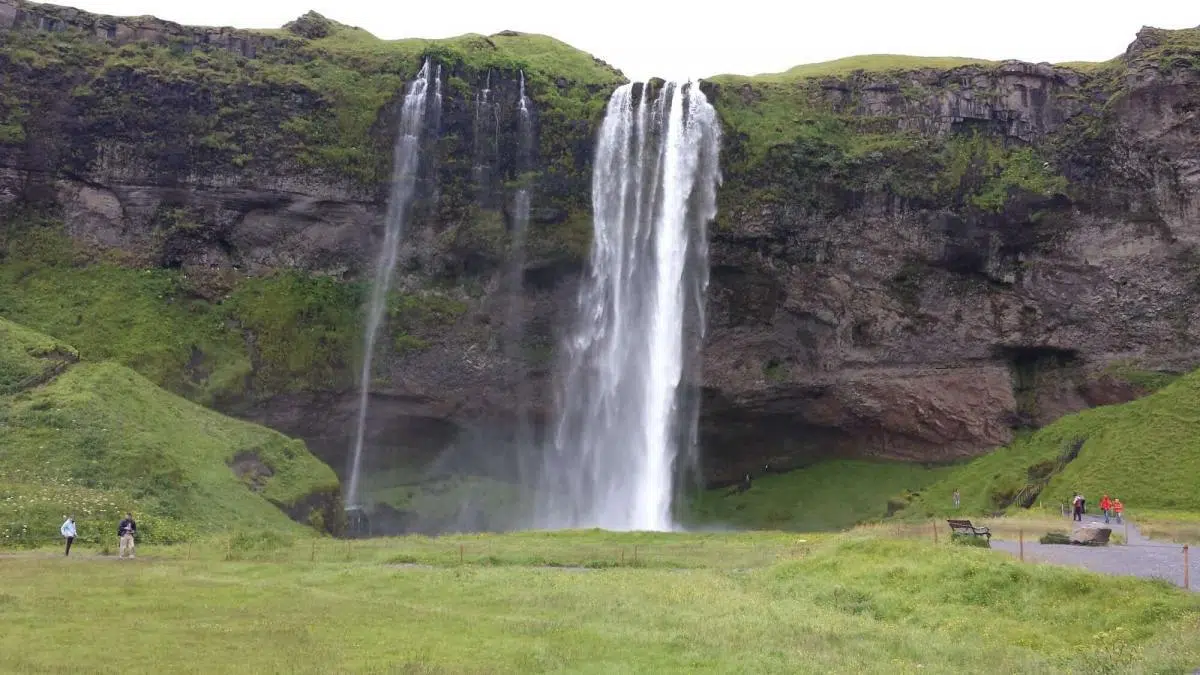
[950,533,991,548]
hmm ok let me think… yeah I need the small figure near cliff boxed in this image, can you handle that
[60,515,76,556]
[727,473,753,496]
[1100,494,1112,523]
[117,513,137,559]
[1071,493,1084,522]
[1113,498,1124,524]
[952,489,960,509]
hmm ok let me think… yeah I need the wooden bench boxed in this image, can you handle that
[947,519,992,540]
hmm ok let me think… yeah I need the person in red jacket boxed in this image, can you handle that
[1113,498,1124,524]
[1100,494,1112,523]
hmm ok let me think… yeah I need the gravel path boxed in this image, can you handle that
[991,515,1196,591]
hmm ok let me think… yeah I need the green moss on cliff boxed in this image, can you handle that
[0,214,471,405]
[935,132,1068,211]
[1131,26,1200,73]
[0,222,252,404]
[225,272,362,396]
[1,11,622,190]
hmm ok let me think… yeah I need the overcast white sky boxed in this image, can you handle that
[60,0,1199,80]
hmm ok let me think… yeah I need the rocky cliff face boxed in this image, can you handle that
[2,0,1199,493]
[700,34,1200,480]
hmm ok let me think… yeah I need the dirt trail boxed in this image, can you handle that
[991,515,1196,591]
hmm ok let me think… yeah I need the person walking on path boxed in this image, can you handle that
[1100,494,1112,524]
[60,516,76,556]
[1113,498,1124,524]
[117,513,137,559]
[1072,493,1084,522]
[952,489,961,509]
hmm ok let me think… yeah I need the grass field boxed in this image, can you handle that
[1,530,1198,674]
[688,460,952,531]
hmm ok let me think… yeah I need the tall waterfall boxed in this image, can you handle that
[535,81,721,531]
[345,59,441,508]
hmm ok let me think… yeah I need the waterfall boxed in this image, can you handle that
[472,70,498,191]
[345,59,440,508]
[534,81,721,531]
[505,70,536,478]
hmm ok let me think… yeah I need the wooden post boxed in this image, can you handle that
[933,521,938,544]
[311,539,316,563]
[1019,529,1024,562]
[1184,545,1190,590]
[459,543,464,565]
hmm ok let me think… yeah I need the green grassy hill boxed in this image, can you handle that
[896,369,1200,518]
[695,366,1200,531]
[0,317,341,546]
[688,460,952,531]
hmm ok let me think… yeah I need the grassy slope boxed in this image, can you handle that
[902,369,1200,518]
[688,460,952,531]
[0,532,1197,673]
[0,317,340,545]
[0,315,77,394]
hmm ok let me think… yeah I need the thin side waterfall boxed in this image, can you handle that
[506,71,535,460]
[345,60,440,508]
[534,81,721,531]
[472,70,497,190]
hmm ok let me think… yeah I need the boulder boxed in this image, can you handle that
[1070,526,1112,546]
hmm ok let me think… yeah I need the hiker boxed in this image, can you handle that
[1071,493,1084,522]
[1100,494,1112,523]
[952,489,961,509]
[1113,498,1124,524]
[60,515,76,556]
[117,513,137,559]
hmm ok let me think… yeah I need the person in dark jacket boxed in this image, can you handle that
[117,513,137,559]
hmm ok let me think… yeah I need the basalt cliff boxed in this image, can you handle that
[2,0,1198,500]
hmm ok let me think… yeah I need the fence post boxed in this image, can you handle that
[1019,529,1024,562]
[933,521,938,544]
[1184,545,1190,590]
[459,543,464,565]
[311,539,316,563]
